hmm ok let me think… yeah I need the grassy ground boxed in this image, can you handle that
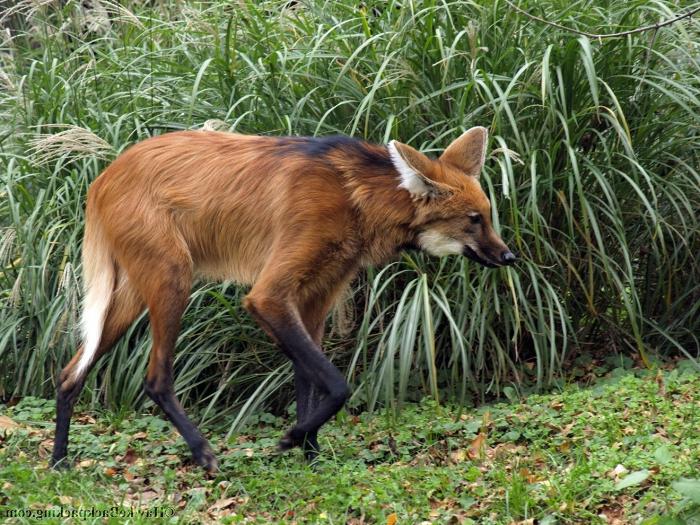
[1,365,699,524]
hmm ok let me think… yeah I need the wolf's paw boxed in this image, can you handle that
[278,426,306,451]
[50,455,72,471]
[193,444,218,474]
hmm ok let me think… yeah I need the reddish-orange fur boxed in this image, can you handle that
[52,128,514,471]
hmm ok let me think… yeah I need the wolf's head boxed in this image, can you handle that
[389,127,516,268]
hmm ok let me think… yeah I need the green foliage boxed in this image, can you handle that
[0,0,699,421]
[1,367,699,523]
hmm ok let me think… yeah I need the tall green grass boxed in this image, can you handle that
[1,0,698,427]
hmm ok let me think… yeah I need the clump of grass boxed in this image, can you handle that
[0,0,698,423]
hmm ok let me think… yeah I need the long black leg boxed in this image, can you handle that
[245,297,350,452]
[51,376,86,468]
[295,369,322,460]
[144,281,218,473]
[51,277,144,469]
[144,375,217,472]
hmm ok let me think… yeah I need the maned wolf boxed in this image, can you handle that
[52,127,516,472]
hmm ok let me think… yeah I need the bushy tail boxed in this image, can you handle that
[73,215,114,380]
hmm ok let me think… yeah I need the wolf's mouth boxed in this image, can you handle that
[463,246,500,268]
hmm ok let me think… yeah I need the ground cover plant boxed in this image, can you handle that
[1,365,699,523]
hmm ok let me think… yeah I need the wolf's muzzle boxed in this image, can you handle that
[462,246,498,268]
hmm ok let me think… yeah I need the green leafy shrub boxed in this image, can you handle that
[0,0,698,426]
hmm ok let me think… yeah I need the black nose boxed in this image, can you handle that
[501,251,517,265]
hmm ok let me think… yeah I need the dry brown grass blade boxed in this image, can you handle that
[27,125,115,165]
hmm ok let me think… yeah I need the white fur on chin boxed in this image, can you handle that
[418,230,464,257]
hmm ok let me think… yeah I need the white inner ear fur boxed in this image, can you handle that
[418,230,464,257]
[388,141,431,198]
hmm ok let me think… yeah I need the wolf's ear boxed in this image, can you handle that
[388,140,441,199]
[440,126,488,178]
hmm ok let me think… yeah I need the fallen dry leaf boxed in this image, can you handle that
[449,449,467,464]
[519,468,544,483]
[0,415,21,436]
[139,490,159,502]
[491,443,525,459]
[598,501,627,525]
[208,497,238,513]
[123,448,137,465]
[468,433,487,460]
[560,422,575,436]
[38,438,53,458]
[656,371,667,398]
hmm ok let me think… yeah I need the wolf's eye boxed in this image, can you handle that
[469,214,482,224]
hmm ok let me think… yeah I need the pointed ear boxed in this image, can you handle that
[439,126,488,178]
[388,140,440,199]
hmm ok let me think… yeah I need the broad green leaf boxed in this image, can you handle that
[503,386,518,403]
[672,479,700,504]
[654,445,673,465]
[615,470,650,490]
